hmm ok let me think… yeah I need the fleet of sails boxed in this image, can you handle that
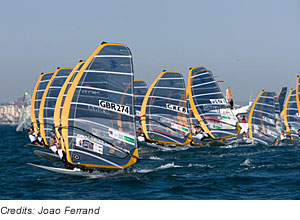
[23,41,300,173]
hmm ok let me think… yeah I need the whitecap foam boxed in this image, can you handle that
[149,156,163,160]
[241,158,252,166]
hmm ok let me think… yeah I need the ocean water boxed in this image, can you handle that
[1,125,300,200]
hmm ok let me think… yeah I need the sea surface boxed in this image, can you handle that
[1,125,300,200]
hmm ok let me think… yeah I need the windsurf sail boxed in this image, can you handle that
[248,90,279,145]
[140,70,192,145]
[134,80,148,128]
[53,61,85,144]
[16,92,32,131]
[283,89,300,140]
[30,72,54,134]
[39,68,72,146]
[277,87,287,113]
[60,42,138,170]
[187,66,240,140]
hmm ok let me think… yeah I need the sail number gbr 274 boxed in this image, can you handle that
[99,100,130,115]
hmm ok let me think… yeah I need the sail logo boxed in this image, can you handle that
[262,116,275,124]
[166,103,187,114]
[99,100,130,115]
[108,128,135,145]
[210,99,226,105]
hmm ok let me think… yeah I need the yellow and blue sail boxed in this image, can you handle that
[187,66,240,140]
[61,42,138,170]
[39,68,72,145]
[30,72,54,134]
[53,61,85,148]
[140,71,192,145]
[248,90,279,145]
[283,89,300,140]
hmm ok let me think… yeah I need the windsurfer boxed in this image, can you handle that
[280,130,287,140]
[28,127,43,145]
[298,129,300,138]
[194,125,209,141]
[241,116,247,123]
[229,99,234,109]
[49,134,63,159]
[136,128,152,143]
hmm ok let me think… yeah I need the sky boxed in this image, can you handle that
[0,0,299,103]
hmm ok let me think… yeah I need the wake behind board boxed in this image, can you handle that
[137,140,187,151]
[27,163,106,177]
[33,150,60,162]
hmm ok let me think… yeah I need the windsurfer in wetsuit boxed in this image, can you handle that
[280,130,287,141]
[241,116,247,123]
[49,134,63,159]
[194,125,209,141]
[229,99,234,109]
[28,126,43,145]
[136,128,152,143]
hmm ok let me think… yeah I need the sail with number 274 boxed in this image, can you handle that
[140,70,192,145]
[60,42,138,170]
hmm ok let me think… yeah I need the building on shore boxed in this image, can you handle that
[0,105,21,125]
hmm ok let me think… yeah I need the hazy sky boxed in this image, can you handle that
[0,0,299,103]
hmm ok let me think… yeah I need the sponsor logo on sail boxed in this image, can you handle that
[108,128,135,145]
[166,103,187,114]
[209,99,226,105]
[99,100,130,115]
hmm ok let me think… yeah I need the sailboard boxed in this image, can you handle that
[283,89,300,140]
[30,72,54,134]
[140,70,192,145]
[27,163,106,177]
[248,90,279,145]
[53,61,85,145]
[39,68,72,146]
[60,42,138,170]
[33,150,60,162]
[16,92,32,131]
[186,66,241,142]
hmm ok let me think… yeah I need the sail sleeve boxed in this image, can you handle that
[31,72,54,134]
[61,43,138,169]
[140,71,192,145]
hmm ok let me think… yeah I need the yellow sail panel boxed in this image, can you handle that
[140,70,192,145]
[61,42,138,169]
